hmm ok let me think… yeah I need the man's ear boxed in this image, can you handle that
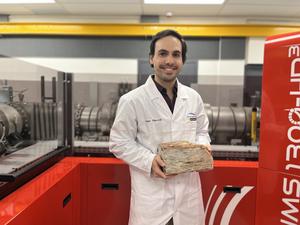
[149,55,154,68]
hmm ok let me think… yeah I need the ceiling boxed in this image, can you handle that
[0,0,300,22]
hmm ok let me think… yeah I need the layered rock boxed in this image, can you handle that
[158,141,213,175]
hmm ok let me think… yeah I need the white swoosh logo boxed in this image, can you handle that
[220,186,254,225]
[205,185,254,225]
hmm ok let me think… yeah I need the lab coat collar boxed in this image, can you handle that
[145,75,189,101]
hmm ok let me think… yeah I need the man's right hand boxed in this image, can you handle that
[151,155,166,179]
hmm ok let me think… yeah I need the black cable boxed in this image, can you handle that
[242,107,248,138]
[229,106,238,139]
[211,106,220,137]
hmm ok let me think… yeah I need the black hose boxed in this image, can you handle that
[211,106,220,136]
[229,106,238,138]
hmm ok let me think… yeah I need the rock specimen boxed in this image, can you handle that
[158,141,213,175]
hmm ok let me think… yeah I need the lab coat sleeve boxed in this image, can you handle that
[109,96,155,176]
[196,95,211,145]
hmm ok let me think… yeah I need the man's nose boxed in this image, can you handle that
[165,55,174,65]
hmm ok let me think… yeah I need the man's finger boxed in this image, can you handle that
[166,174,177,178]
[151,155,167,179]
[156,155,166,167]
[154,166,166,179]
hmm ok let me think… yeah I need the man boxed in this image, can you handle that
[109,29,211,225]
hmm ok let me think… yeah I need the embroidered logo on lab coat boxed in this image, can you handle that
[187,113,197,121]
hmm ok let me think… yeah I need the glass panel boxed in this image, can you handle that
[0,56,62,176]
[73,72,136,153]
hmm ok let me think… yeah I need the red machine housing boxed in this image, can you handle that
[201,161,257,225]
[0,158,258,225]
[256,32,300,225]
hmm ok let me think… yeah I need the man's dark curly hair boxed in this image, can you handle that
[149,29,187,67]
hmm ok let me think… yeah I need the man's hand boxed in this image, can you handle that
[151,155,166,179]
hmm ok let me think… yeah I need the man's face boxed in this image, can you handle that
[150,35,183,83]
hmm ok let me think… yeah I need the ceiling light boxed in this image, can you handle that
[144,0,225,4]
[166,12,173,17]
[0,0,55,3]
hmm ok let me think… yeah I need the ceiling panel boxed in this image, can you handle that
[30,8,68,15]
[56,0,140,3]
[24,4,68,14]
[0,5,33,14]
[143,5,223,16]
[226,0,300,5]
[220,5,300,17]
[0,0,299,20]
[63,3,142,15]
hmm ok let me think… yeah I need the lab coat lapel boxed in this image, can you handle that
[144,75,173,118]
[173,81,189,119]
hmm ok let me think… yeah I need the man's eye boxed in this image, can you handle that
[173,53,181,58]
[159,52,167,56]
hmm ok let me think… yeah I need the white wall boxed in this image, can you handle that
[245,37,266,64]
[14,57,138,83]
[197,59,245,85]
[0,58,57,81]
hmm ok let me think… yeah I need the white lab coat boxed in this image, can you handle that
[109,75,210,225]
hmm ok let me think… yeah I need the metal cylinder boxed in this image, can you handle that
[0,104,23,137]
[205,105,252,144]
[80,107,94,132]
[89,107,101,132]
[76,101,117,137]
[79,106,109,133]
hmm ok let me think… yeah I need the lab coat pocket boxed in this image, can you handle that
[131,178,166,218]
[131,191,165,221]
